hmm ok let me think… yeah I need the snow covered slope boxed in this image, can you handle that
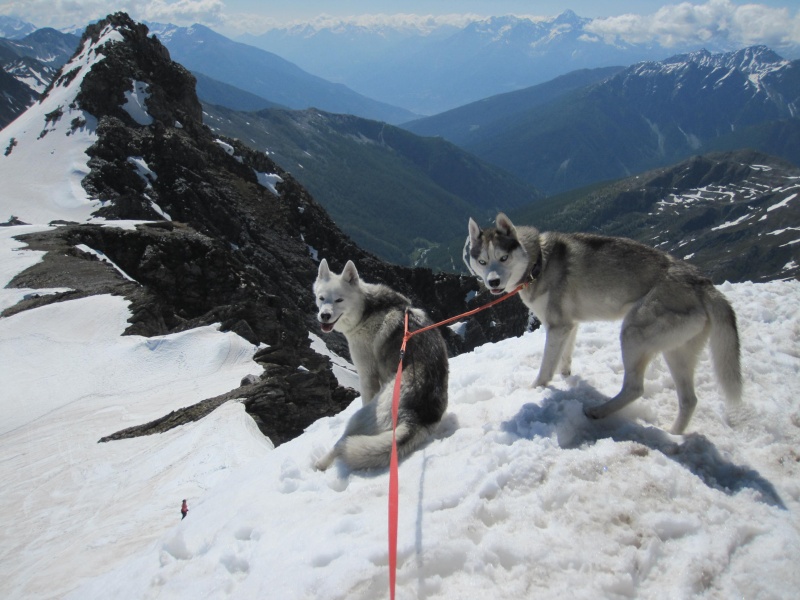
[1,210,798,598]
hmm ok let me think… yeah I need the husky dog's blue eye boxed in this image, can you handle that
[500,255,509,262]
[478,259,487,266]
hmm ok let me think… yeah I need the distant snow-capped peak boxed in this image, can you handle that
[0,15,37,39]
[630,45,790,80]
[720,45,790,76]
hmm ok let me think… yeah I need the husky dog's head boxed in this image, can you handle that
[466,213,532,295]
[313,259,365,334]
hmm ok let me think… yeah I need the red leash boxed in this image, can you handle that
[387,282,527,599]
[387,310,409,600]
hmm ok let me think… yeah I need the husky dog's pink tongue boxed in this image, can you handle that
[320,314,339,333]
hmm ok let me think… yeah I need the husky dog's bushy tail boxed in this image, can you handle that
[705,288,743,405]
[318,384,441,470]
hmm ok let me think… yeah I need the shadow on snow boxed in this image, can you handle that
[501,380,786,510]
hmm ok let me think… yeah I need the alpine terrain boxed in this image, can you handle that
[0,11,798,600]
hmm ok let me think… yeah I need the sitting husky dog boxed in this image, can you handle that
[313,259,448,470]
[466,213,742,434]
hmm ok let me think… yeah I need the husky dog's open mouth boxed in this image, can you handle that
[319,316,340,333]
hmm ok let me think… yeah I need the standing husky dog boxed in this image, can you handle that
[466,213,742,434]
[313,259,448,470]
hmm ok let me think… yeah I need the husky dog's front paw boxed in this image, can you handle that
[314,450,335,471]
[533,376,550,388]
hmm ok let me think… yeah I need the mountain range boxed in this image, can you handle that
[0,19,416,127]
[197,44,799,269]
[0,26,79,126]
[512,149,800,283]
[406,46,800,196]
[0,15,37,39]
[0,25,78,69]
[242,11,800,115]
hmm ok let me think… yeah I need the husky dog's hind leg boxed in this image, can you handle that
[662,326,710,433]
[584,282,711,433]
[315,394,386,471]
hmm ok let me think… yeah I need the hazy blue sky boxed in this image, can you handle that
[1,0,799,48]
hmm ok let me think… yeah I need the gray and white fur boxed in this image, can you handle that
[466,212,742,434]
[313,259,449,470]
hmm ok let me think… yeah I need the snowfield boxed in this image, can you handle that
[1,216,798,598]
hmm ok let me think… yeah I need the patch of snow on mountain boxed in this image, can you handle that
[123,80,154,126]
[215,139,234,155]
[75,243,139,283]
[127,156,157,188]
[712,212,754,230]
[767,193,797,212]
[255,170,283,195]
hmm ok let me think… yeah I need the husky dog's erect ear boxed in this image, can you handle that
[495,213,517,238]
[317,258,331,281]
[468,217,482,246]
[342,260,359,284]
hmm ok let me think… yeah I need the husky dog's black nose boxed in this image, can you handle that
[487,277,501,289]
[320,312,331,322]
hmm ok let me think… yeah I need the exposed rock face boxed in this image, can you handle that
[4,12,530,443]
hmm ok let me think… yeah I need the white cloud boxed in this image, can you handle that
[1,0,798,50]
[314,12,482,30]
[586,0,800,49]
[137,0,225,26]
[0,0,225,30]
[221,12,488,36]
